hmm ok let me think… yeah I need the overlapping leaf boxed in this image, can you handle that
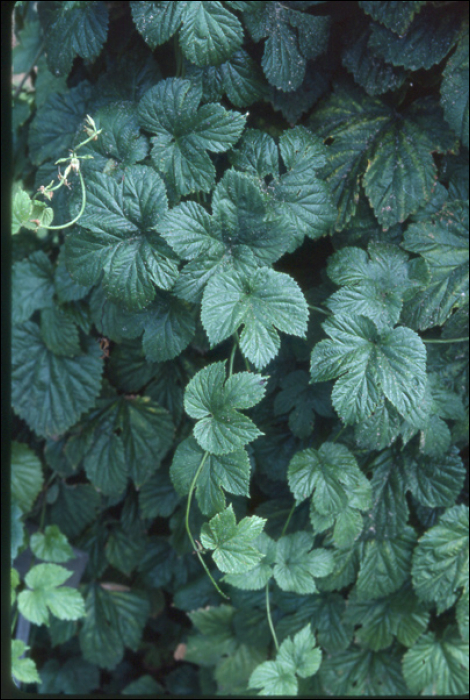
[65,165,179,310]
[138,78,246,195]
[274,370,333,439]
[202,267,308,369]
[310,314,427,425]
[309,80,456,230]
[441,26,469,148]
[274,532,334,594]
[359,1,426,34]
[223,533,276,590]
[184,362,266,455]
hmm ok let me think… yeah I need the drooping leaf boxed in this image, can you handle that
[441,26,469,148]
[402,626,469,695]
[202,267,308,369]
[359,1,426,34]
[274,532,334,594]
[18,563,86,626]
[401,200,469,330]
[38,1,109,77]
[170,436,251,517]
[200,504,267,574]
[310,315,427,425]
[12,322,103,437]
[138,78,246,195]
[412,504,469,611]
[309,80,456,230]
[65,165,180,310]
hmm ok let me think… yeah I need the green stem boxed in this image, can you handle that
[13,40,45,100]
[186,452,230,600]
[266,581,279,652]
[308,304,331,316]
[423,337,469,344]
[280,503,296,538]
[174,35,183,77]
[39,170,87,230]
[229,336,238,378]
[11,608,18,636]
[332,425,347,443]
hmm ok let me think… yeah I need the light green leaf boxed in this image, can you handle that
[356,527,417,600]
[12,322,103,437]
[170,436,251,517]
[402,199,469,330]
[359,1,426,34]
[274,532,334,594]
[326,242,429,330]
[11,640,41,685]
[223,533,276,590]
[179,1,244,67]
[184,362,265,455]
[202,267,308,369]
[138,79,246,195]
[30,525,74,563]
[38,1,109,77]
[368,6,460,71]
[309,81,453,230]
[412,504,469,611]
[403,626,469,695]
[278,624,322,679]
[11,441,44,514]
[200,504,267,573]
[18,563,86,626]
[66,165,178,309]
[248,658,298,696]
[441,27,469,148]
[12,251,55,324]
[310,315,427,425]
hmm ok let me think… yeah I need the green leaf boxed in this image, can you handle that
[356,527,417,600]
[122,676,165,696]
[40,306,82,357]
[49,483,101,540]
[311,315,427,425]
[18,563,86,626]
[105,526,147,577]
[130,1,185,49]
[179,1,244,67]
[13,18,43,72]
[215,644,267,696]
[402,200,469,330]
[38,657,100,695]
[11,640,41,685]
[170,436,251,517]
[184,362,265,455]
[403,626,469,695]
[12,186,54,234]
[359,1,426,34]
[141,292,196,362]
[12,251,55,324]
[186,605,238,666]
[274,532,334,594]
[12,322,103,437]
[138,79,246,195]
[309,81,453,230]
[441,27,469,148]
[274,371,333,439]
[326,242,429,330]
[66,165,179,309]
[223,533,276,590]
[30,525,74,563]
[279,624,322,679]
[79,584,150,670]
[202,267,308,369]
[412,504,468,611]
[139,469,181,519]
[200,504,267,573]
[368,6,460,71]
[319,644,409,695]
[11,441,44,514]
[107,338,159,393]
[248,657,298,696]
[406,447,466,508]
[38,1,109,77]
[54,250,92,303]
[457,588,469,642]
[366,450,409,539]
[244,3,330,92]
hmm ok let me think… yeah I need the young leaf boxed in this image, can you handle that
[310,315,427,425]
[223,533,276,590]
[30,525,74,564]
[65,165,179,310]
[11,641,41,685]
[138,78,246,195]
[248,657,298,696]
[184,362,266,455]
[12,322,103,437]
[170,436,251,517]
[200,504,267,574]
[18,563,86,626]
[274,532,334,594]
[202,267,308,369]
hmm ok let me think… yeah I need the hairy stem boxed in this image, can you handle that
[186,451,230,600]
[266,581,279,652]
[39,170,87,230]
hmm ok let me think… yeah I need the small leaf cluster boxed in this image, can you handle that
[10,0,469,696]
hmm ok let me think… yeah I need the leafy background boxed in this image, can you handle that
[10,0,469,696]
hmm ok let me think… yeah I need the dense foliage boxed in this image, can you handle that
[11,1,469,695]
